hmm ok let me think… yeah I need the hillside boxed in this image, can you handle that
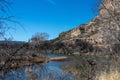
[49,0,120,55]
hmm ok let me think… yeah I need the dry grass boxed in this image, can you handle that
[95,69,120,80]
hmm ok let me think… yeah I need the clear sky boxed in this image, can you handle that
[9,0,100,41]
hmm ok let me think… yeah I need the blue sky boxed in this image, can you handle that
[9,0,100,41]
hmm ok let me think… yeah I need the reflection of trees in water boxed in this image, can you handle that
[26,64,73,80]
[26,64,48,80]
[0,64,74,80]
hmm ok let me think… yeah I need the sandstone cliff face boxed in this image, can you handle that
[56,0,120,54]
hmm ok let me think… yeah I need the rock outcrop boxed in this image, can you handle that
[52,0,120,55]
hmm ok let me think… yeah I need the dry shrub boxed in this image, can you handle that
[95,69,120,80]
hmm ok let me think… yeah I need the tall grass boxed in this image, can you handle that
[95,69,120,80]
[61,54,120,80]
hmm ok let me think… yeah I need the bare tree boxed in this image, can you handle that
[0,0,27,76]
[98,0,120,28]
[0,0,18,40]
[30,32,49,45]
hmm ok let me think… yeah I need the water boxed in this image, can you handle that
[0,54,74,80]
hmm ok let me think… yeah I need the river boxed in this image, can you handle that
[0,53,74,80]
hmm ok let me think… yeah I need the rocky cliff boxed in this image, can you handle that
[52,0,120,55]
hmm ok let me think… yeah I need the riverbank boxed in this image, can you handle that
[0,51,70,73]
[60,55,120,80]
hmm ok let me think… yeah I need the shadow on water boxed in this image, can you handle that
[0,54,74,80]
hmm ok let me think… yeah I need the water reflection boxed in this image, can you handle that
[0,54,74,80]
